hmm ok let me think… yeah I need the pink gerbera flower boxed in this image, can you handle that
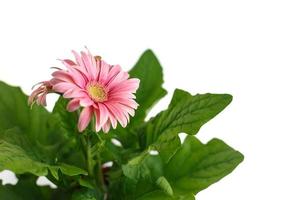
[30,49,140,133]
[53,50,140,133]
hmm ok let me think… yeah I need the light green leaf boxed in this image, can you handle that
[165,136,244,194]
[156,176,173,196]
[142,89,233,147]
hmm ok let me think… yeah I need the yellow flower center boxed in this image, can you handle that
[87,83,107,102]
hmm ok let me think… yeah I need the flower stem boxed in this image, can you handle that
[86,134,94,177]
[79,119,108,199]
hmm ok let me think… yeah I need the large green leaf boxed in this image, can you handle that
[165,136,244,194]
[0,81,50,143]
[119,136,243,199]
[0,82,86,178]
[109,50,167,148]
[0,128,87,179]
[129,49,167,125]
[141,89,233,149]
[112,88,237,199]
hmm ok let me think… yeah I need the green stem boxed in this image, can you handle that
[79,134,87,158]
[86,134,94,177]
[78,118,108,199]
[98,155,107,191]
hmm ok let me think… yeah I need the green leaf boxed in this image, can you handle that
[78,178,95,190]
[0,81,50,143]
[155,136,181,163]
[141,89,233,148]
[50,97,86,169]
[0,175,53,200]
[156,176,173,196]
[0,82,87,178]
[0,128,87,179]
[129,49,167,125]
[52,97,79,135]
[168,89,191,108]
[119,136,243,199]
[165,136,244,194]
[122,152,163,182]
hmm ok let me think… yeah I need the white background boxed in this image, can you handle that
[0,0,303,199]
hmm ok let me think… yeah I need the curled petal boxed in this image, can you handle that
[28,81,53,107]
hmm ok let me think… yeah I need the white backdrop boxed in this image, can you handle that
[0,0,303,199]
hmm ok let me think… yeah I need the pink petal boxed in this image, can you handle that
[98,103,109,127]
[109,78,140,94]
[94,108,102,132]
[94,104,109,132]
[79,98,94,107]
[52,70,74,83]
[107,97,138,109]
[106,70,129,90]
[65,65,88,88]
[81,51,97,80]
[104,65,121,86]
[95,57,101,78]
[67,99,80,112]
[108,92,136,99]
[98,60,110,83]
[102,120,111,133]
[105,106,117,129]
[53,82,78,93]
[63,88,87,99]
[104,102,127,128]
[78,106,93,132]
[61,59,76,67]
[37,94,47,106]
[72,50,85,67]
[114,102,135,117]
[50,78,62,85]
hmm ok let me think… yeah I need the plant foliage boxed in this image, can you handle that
[0,50,243,199]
